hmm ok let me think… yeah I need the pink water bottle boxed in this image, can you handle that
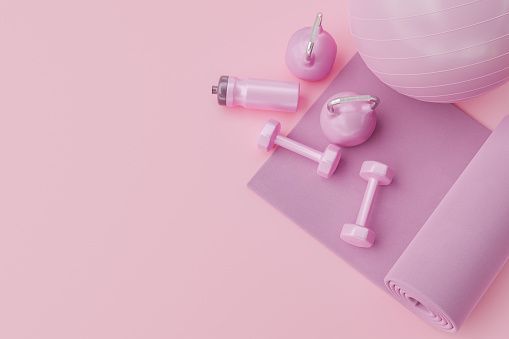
[211,75,300,112]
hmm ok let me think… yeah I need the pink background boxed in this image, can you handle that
[0,0,508,338]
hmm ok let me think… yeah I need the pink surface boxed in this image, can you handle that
[0,1,509,339]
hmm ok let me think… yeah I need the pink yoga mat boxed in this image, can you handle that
[248,54,508,332]
[385,117,509,331]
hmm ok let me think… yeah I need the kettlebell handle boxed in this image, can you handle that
[327,95,379,114]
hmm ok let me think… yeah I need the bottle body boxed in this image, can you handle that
[213,76,299,112]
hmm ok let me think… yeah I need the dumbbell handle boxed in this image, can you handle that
[356,178,378,227]
[275,135,322,162]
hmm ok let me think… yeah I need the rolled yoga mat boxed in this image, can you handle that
[385,116,509,332]
[248,54,508,332]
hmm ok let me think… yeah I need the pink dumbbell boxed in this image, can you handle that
[258,120,341,178]
[340,161,394,248]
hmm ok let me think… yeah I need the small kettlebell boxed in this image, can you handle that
[286,13,337,81]
[320,92,379,147]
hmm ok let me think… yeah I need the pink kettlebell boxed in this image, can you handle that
[320,92,379,147]
[286,13,337,81]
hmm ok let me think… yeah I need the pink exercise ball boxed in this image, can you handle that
[349,0,509,102]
